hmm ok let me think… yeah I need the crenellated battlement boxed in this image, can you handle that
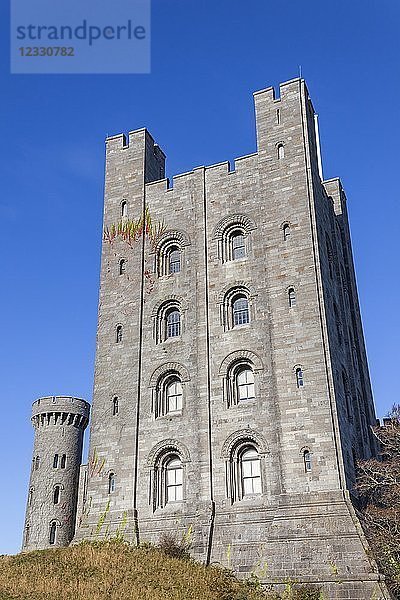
[31,396,90,429]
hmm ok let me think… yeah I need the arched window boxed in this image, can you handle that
[165,456,183,503]
[157,240,183,277]
[60,454,66,469]
[240,446,262,496]
[49,521,57,545]
[277,144,285,160]
[288,288,296,308]
[53,486,61,505]
[166,377,183,413]
[112,396,119,416]
[108,473,116,494]
[116,325,123,343]
[166,309,180,338]
[121,200,127,218]
[53,454,59,469]
[283,223,290,241]
[232,295,250,326]
[155,372,184,417]
[296,367,304,388]
[119,259,126,275]
[303,450,312,473]
[236,366,255,402]
[167,246,181,274]
[230,230,246,260]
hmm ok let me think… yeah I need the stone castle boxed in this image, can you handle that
[23,78,390,599]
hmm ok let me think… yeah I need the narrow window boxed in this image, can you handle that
[304,451,312,473]
[231,231,246,260]
[53,486,61,505]
[288,288,296,308]
[236,367,255,402]
[232,296,249,326]
[277,144,285,160]
[296,368,304,388]
[108,473,116,494]
[240,447,262,495]
[116,325,123,343]
[25,524,30,546]
[166,378,183,413]
[53,454,59,469]
[49,521,57,545]
[112,396,119,416]
[276,108,281,124]
[165,456,183,503]
[166,309,180,338]
[168,246,181,274]
[119,259,126,275]
[35,456,40,471]
[283,224,290,241]
[60,454,66,469]
[121,200,127,218]
[28,487,34,506]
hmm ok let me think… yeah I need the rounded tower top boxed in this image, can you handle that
[31,396,90,429]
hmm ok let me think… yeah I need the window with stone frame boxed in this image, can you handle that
[151,449,185,510]
[157,240,182,277]
[221,287,252,331]
[225,361,256,407]
[226,441,263,503]
[154,300,182,343]
[155,372,183,417]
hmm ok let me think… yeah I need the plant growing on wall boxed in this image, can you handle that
[104,206,166,250]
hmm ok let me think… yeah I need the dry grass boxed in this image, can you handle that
[0,540,269,600]
[0,541,323,600]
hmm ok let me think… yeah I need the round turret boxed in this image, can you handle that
[22,396,90,551]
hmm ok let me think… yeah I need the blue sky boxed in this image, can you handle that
[0,0,399,554]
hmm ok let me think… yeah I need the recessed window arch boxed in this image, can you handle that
[121,200,127,218]
[303,450,312,473]
[108,472,116,494]
[277,143,285,160]
[225,360,256,407]
[226,440,263,503]
[283,223,291,241]
[155,371,183,417]
[295,367,304,388]
[116,325,123,344]
[229,228,246,261]
[221,286,252,331]
[232,294,250,326]
[154,300,182,343]
[53,485,61,505]
[119,259,126,275]
[112,396,119,416]
[288,287,296,308]
[49,521,58,545]
[157,240,182,277]
[150,447,186,510]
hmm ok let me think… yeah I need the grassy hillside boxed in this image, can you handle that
[0,540,322,600]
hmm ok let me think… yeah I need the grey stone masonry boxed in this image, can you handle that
[72,78,388,598]
[23,396,89,551]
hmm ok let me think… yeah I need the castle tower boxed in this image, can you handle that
[72,78,389,598]
[22,396,90,551]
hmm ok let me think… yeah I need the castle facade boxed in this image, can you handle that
[23,78,389,599]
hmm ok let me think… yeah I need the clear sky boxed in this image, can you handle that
[0,0,399,554]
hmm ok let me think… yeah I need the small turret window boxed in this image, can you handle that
[112,396,119,416]
[277,144,285,160]
[283,224,290,241]
[49,521,57,545]
[119,259,126,275]
[288,288,296,308]
[296,367,304,388]
[60,454,66,469]
[53,454,59,469]
[121,200,127,218]
[108,473,116,494]
[116,325,123,343]
[53,486,61,505]
[304,451,312,473]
